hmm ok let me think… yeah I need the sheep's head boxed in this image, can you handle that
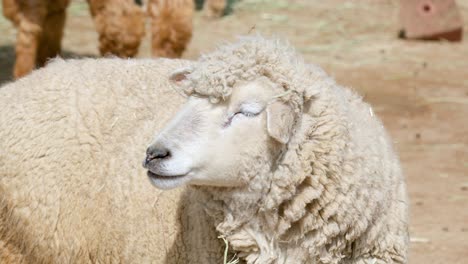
[143,36,331,193]
[143,73,297,190]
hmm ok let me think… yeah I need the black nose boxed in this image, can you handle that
[145,145,171,164]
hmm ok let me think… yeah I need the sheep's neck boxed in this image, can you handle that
[201,128,351,263]
[201,191,268,262]
[200,168,305,264]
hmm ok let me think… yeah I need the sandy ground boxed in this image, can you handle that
[1,0,467,263]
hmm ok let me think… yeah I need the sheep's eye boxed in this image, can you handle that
[223,106,261,128]
[238,102,263,117]
[235,111,258,118]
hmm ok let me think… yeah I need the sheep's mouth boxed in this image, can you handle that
[146,170,190,189]
[147,170,188,180]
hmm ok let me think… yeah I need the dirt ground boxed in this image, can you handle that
[1,0,467,263]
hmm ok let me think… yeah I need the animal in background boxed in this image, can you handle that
[203,0,227,18]
[147,0,194,58]
[2,0,196,79]
[2,0,71,78]
[86,0,146,58]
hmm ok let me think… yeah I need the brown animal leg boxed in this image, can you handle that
[2,0,19,23]
[203,0,226,18]
[11,2,47,78]
[37,2,69,67]
[87,0,145,58]
[148,0,194,58]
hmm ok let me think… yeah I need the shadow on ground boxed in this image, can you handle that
[0,45,14,85]
[0,45,97,86]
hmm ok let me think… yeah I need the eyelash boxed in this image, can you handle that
[235,111,255,117]
[223,111,257,127]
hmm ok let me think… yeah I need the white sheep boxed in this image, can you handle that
[144,36,409,264]
[0,58,224,263]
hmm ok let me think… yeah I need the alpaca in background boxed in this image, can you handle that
[2,0,196,79]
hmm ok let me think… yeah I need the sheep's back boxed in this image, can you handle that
[0,58,221,263]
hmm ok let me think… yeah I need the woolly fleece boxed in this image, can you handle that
[0,58,224,263]
[87,0,146,58]
[181,36,409,264]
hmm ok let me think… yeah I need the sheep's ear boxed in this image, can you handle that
[169,67,192,86]
[266,101,295,144]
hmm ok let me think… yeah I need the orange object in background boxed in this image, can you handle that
[399,0,463,41]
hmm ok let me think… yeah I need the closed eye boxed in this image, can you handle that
[238,102,263,117]
[223,104,263,128]
[223,112,254,128]
[235,110,258,118]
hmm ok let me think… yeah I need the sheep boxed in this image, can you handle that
[1,0,71,78]
[144,35,410,264]
[147,0,194,58]
[0,57,225,263]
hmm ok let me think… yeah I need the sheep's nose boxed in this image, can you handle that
[147,146,171,160]
[144,146,171,167]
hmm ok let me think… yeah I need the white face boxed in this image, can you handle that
[143,77,294,189]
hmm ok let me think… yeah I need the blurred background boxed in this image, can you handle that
[0,0,467,263]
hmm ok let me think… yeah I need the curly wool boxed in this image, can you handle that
[185,36,308,101]
[148,0,194,58]
[185,36,409,264]
[87,0,146,57]
[0,58,224,263]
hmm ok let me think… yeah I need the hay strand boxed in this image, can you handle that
[219,236,239,264]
